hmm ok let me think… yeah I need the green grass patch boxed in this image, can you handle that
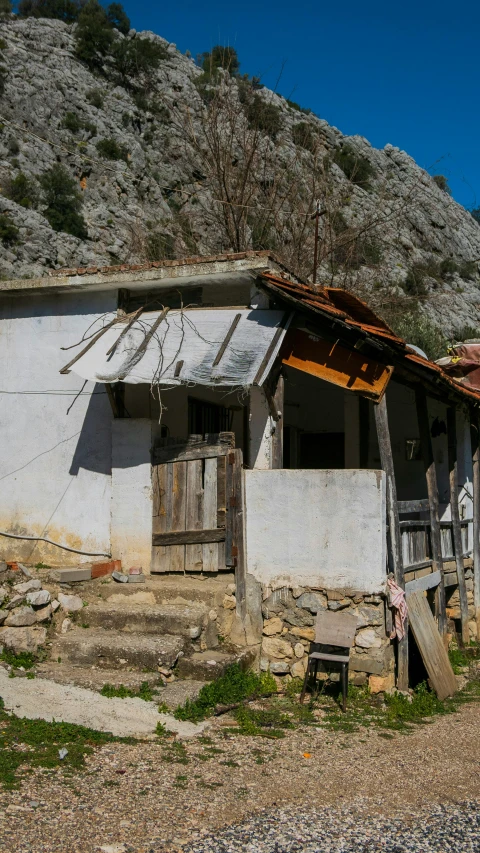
[448,643,480,674]
[100,681,154,701]
[228,706,295,739]
[0,650,37,670]
[0,697,135,790]
[174,664,276,723]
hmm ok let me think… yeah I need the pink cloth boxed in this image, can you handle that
[387,577,408,641]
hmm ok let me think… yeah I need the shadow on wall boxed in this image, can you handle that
[69,383,112,476]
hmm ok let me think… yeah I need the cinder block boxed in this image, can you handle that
[91,559,121,579]
[50,567,92,583]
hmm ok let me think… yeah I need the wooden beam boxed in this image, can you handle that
[415,387,447,637]
[405,570,441,594]
[397,499,430,514]
[59,316,120,374]
[447,407,470,644]
[118,307,170,380]
[373,394,408,690]
[106,306,144,357]
[212,313,242,367]
[271,373,284,469]
[472,415,480,629]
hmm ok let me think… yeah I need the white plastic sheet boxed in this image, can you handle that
[66,308,289,388]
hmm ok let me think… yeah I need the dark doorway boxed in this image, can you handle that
[299,432,345,469]
[188,397,231,436]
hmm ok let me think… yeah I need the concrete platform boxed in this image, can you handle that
[86,601,210,637]
[98,573,235,607]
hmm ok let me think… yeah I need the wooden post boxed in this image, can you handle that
[415,387,447,638]
[447,407,470,644]
[271,373,284,469]
[374,394,409,690]
[472,415,480,630]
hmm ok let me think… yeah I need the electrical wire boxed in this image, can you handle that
[0,530,111,557]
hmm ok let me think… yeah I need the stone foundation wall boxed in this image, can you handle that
[257,585,394,693]
[445,566,477,640]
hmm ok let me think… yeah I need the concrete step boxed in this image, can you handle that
[52,628,185,670]
[97,573,235,608]
[85,601,214,640]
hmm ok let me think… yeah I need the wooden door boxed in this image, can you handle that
[151,433,235,573]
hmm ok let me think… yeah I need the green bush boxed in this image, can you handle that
[39,165,88,239]
[0,0,12,16]
[459,260,477,280]
[17,0,80,22]
[402,258,441,296]
[4,172,39,208]
[62,111,82,133]
[174,664,276,723]
[246,94,282,139]
[333,233,382,269]
[285,98,312,115]
[200,45,239,78]
[432,174,451,194]
[96,137,128,161]
[75,0,113,69]
[0,214,19,245]
[106,1,130,34]
[390,311,447,361]
[333,144,375,189]
[86,88,104,109]
[471,207,480,225]
[112,36,166,80]
[292,122,318,153]
[146,232,175,261]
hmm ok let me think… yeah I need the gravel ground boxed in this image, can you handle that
[0,701,479,852]
[183,800,480,852]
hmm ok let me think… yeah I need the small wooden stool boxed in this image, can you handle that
[299,610,358,711]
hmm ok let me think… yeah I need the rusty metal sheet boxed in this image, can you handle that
[281,328,393,400]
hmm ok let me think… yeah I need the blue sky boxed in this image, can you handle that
[122,0,479,210]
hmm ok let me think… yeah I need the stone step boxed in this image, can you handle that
[98,573,235,608]
[85,601,214,641]
[52,628,185,670]
[177,647,258,681]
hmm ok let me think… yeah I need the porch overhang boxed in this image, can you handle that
[60,307,291,389]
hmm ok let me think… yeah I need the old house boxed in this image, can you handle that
[0,250,478,693]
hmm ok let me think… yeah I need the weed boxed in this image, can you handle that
[174,664,276,723]
[229,706,294,739]
[34,562,50,569]
[0,649,37,670]
[162,740,189,764]
[100,681,154,701]
[156,721,167,737]
[0,696,134,790]
[333,144,375,189]
[221,759,239,767]
[158,702,170,714]
[96,138,128,162]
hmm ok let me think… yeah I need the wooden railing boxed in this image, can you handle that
[397,498,472,573]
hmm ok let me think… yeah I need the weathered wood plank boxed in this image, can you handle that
[374,394,408,690]
[60,316,120,374]
[203,457,218,572]
[225,450,235,567]
[397,499,431,514]
[447,407,470,644]
[217,455,227,533]
[151,463,169,572]
[415,387,447,637]
[153,528,226,546]
[153,444,232,464]
[472,415,480,628]
[405,570,441,594]
[169,461,187,572]
[271,373,284,470]
[406,590,457,699]
[232,449,247,620]
[185,458,203,573]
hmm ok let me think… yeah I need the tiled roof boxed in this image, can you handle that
[47,250,283,278]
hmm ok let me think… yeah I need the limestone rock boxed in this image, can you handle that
[262,637,294,659]
[296,592,327,613]
[294,642,305,658]
[353,605,384,628]
[0,609,7,625]
[13,579,42,594]
[283,608,314,628]
[290,627,315,642]
[36,603,53,622]
[290,659,307,678]
[262,590,295,616]
[61,617,74,633]
[5,594,25,611]
[0,625,47,653]
[26,590,51,607]
[222,594,236,610]
[263,616,283,636]
[328,599,350,611]
[51,600,60,612]
[58,593,84,612]
[355,628,382,649]
[368,673,395,694]
[268,660,291,674]
[0,586,7,605]
[5,606,37,627]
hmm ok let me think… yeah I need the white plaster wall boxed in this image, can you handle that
[111,419,153,572]
[245,468,386,593]
[0,292,115,565]
[249,386,272,469]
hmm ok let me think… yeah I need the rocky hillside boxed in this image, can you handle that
[1,15,480,350]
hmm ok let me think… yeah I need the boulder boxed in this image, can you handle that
[296,592,327,613]
[58,593,84,612]
[26,590,51,607]
[5,606,37,627]
[36,603,53,622]
[262,637,294,659]
[0,626,47,653]
[13,579,42,594]
[355,627,382,649]
[290,660,307,678]
[262,616,283,636]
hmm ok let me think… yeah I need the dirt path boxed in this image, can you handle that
[0,700,479,852]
